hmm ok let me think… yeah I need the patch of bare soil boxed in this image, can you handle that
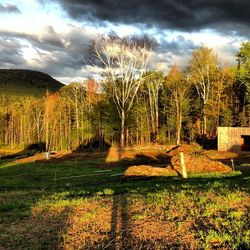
[168,145,232,174]
[203,150,250,168]
[171,153,232,174]
[51,151,107,161]
[15,151,107,164]
[131,220,197,249]
[203,150,239,160]
[61,201,111,249]
[0,207,70,249]
[124,165,175,177]
[106,145,172,160]
[15,152,46,163]
[125,144,232,176]
[167,144,202,156]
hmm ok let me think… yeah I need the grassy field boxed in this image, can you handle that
[0,149,249,249]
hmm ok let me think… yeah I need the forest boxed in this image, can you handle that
[0,39,249,151]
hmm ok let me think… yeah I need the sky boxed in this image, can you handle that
[0,0,249,83]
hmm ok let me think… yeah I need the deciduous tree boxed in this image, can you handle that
[188,47,218,135]
[93,35,154,149]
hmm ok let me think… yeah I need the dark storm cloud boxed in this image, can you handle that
[159,36,197,55]
[44,0,250,34]
[0,26,94,81]
[0,3,20,14]
[0,27,67,51]
[0,38,27,67]
[147,36,198,70]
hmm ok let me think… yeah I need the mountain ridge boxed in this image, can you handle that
[0,69,64,97]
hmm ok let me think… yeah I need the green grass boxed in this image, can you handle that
[0,153,249,249]
[0,158,125,189]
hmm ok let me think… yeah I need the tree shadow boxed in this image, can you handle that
[0,189,72,249]
[0,148,36,161]
[108,194,131,249]
[133,153,171,166]
[75,136,111,152]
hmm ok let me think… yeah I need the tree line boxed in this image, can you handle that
[0,39,249,151]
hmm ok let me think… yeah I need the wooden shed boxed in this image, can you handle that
[218,127,250,151]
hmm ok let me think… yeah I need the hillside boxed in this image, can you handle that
[0,69,64,97]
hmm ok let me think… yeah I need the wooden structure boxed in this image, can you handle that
[218,127,250,151]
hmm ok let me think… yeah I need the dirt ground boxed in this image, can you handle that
[124,145,234,176]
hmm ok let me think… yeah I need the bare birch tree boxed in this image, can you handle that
[93,35,154,149]
[60,82,85,148]
[189,47,217,135]
[144,71,164,142]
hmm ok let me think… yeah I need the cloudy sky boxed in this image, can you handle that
[0,0,249,83]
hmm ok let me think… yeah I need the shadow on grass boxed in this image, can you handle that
[0,142,46,161]
[108,194,131,249]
